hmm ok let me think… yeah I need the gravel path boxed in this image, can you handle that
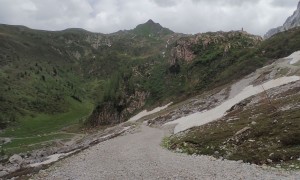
[33,125,300,180]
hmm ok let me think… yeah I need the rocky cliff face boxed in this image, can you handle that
[88,90,149,126]
[264,1,300,39]
[169,31,262,66]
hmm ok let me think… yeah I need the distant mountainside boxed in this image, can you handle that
[1,19,300,131]
[264,1,300,38]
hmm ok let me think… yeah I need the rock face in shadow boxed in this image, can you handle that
[88,91,149,126]
[264,1,300,39]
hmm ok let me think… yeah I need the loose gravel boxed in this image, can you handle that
[33,125,300,180]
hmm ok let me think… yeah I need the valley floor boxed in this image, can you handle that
[33,125,300,180]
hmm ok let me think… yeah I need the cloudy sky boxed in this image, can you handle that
[0,0,299,36]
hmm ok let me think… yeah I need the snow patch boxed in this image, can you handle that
[128,103,172,122]
[166,76,300,134]
[285,51,300,65]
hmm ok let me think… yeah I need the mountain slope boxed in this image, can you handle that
[0,21,268,130]
[165,51,300,165]
[1,21,300,159]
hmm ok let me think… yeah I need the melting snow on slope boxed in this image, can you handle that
[285,51,300,64]
[166,76,300,134]
[128,103,172,122]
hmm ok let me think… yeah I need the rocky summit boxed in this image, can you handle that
[264,1,300,38]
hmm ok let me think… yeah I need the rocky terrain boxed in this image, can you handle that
[264,1,300,38]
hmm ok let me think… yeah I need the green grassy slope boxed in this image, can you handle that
[1,23,300,156]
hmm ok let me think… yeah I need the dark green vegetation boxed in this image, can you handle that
[165,87,300,167]
[261,27,300,59]
[1,21,300,155]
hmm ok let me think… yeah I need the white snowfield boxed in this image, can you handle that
[285,50,300,64]
[128,103,172,122]
[166,76,300,134]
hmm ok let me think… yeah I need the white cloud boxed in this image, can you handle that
[0,0,298,36]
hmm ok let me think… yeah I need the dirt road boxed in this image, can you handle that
[33,125,300,180]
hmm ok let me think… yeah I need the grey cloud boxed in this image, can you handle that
[151,0,180,7]
[191,0,260,6]
[271,0,299,7]
[0,0,298,36]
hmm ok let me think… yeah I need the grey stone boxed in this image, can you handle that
[251,121,257,125]
[5,165,19,173]
[0,170,8,177]
[9,154,23,165]
[235,127,251,136]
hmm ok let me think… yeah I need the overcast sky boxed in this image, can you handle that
[0,0,299,36]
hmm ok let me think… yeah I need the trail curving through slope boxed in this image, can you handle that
[33,125,299,180]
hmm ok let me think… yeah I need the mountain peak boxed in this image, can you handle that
[133,19,173,36]
[139,19,163,29]
[146,19,155,24]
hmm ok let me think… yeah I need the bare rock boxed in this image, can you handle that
[9,154,23,165]
[235,127,251,136]
[0,170,8,177]
[251,121,257,125]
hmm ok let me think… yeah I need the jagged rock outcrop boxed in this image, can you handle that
[170,38,196,65]
[264,1,300,39]
[88,91,149,126]
[169,31,262,66]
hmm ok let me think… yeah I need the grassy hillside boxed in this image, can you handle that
[1,23,300,155]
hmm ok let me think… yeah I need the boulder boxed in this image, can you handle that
[0,170,8,177]
[251,121,257,125]
[9,154,23,165]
